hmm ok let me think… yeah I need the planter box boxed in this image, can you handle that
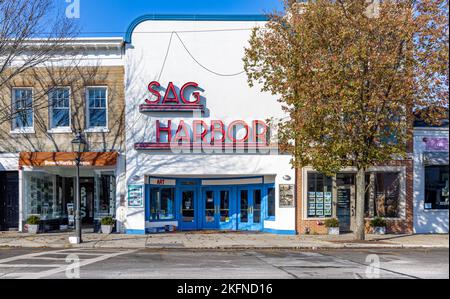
[27,224,39,234]
[101,225,113,234]
[373,227,386,235]
[328,227,340,235]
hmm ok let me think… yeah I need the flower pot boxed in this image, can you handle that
[373,227,386,235]
[328,227,340,235]
[101,225,113,234]
[28,224,39,234]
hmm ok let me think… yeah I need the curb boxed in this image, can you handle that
[1,243,448,250]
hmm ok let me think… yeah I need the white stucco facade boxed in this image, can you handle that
[413,127,449,234]
[123,16,296,234]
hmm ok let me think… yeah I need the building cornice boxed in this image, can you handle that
[125,14,269,43]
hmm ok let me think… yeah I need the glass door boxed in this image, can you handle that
[237,187,263,231]
[250,188,263,231]
[218,189,233,230]
[180,189,197,230]
[237,188,251,230]
[202,189,217,229]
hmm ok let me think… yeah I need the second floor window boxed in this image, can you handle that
[49,88,70,129]
[87,87,107,129]
[12,88,33,130]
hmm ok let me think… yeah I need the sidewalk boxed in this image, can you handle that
[0,231,448,250]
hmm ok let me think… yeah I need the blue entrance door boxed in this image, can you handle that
[179,188,197,230]
[237,187,263,231]
[217,188,233,230]
[202,189,217,229]
[201,188,234,230]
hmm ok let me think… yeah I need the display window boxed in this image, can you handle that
[425,165,449,210]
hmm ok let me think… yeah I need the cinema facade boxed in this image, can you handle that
[122,15,296,235]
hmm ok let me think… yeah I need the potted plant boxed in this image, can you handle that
[370,217,387,235]
[26,216,40,234]
[324,218,340,235]
[100,216,115,234]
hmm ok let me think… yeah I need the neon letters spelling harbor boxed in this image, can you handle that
[135,81,276,153]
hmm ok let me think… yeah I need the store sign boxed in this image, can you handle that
[140,81,204,112]
[148,178,176,186]
[136,81,274,152]
[424,138,449,151]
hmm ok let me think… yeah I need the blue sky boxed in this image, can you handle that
[65,0,283,37]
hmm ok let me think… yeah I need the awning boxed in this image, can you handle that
[423,152,449,166]
[19,152,118,167]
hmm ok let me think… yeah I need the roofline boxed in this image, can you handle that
[4,37,124,50]
[125,14,269,43]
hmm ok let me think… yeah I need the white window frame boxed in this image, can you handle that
[11,87,35,134]
[85,86,109,133]
[48,87,72,134]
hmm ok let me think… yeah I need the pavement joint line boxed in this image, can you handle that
[247,251,299,279]
[0,264,66,268]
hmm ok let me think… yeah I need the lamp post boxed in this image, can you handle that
[71,131,87,244]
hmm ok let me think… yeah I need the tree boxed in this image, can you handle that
[243,0,448,240]
[0,0,78,125]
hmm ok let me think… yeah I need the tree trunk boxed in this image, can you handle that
[354,167,366,241]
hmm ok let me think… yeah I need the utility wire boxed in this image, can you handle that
[174,32,245,77]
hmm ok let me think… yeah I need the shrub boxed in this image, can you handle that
[26,215,40,225]
[370,217,387,227]
[324,218,339,228]
[101,216,115,226]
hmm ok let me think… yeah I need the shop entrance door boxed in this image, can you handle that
[80,178,94,225]
[237,187,263,231]
[179,188,197,230]
[201,188,233,230]
[337,186,352,232]
[0,172,19,231]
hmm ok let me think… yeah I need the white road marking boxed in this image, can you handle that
[0,249,136,279]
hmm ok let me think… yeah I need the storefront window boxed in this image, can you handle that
[267,187,275,218]
[26,174,58,220]
[149,187,175,221]
[365,172,401,218]
[307,173,333,218]
[425,165,449,210]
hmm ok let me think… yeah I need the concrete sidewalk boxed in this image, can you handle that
[0,231,448,250]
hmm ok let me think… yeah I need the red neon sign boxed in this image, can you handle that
[142,81,203,112]
[151,120,269,147]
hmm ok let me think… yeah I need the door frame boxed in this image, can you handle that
[236,185,264,231]
[178,187,198,231]
[336,185,355,232]
[0,171,19,231]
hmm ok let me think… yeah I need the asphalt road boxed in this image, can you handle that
[0,247,447,279]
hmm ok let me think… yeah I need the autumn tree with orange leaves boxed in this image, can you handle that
[244,0,448,240]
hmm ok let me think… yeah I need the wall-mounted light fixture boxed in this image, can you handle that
[283,175,292,181]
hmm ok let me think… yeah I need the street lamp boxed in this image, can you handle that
[71,131,87,244]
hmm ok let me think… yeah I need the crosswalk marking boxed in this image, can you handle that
[0,249,136,279]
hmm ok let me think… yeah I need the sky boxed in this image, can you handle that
[63,0,284,38]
